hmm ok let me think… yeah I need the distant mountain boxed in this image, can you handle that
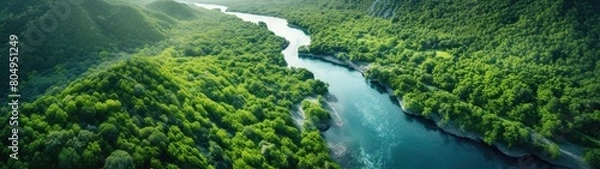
[0,0,171,71]
[0,0,198,99]
[146,0,200,20]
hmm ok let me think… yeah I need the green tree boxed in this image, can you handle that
[584,149,600,169]
[46,103,68,124]
[148,131,168,149]
[103,150,134,169]
[83,142,102,167]
[99,123,119,142]
[59,147,82,169]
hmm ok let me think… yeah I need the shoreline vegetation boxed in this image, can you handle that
[204,0,600,168]
[298,52,369,75]
[299,51,589,169]
[287,23,309,34]
[3,0,597,168]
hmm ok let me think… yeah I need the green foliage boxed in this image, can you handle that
[301,99,332,130]
[45,103,68,124]
[99,123,120,143]
[0,0,168,72]
[297,130,341,169]
[0,1,337,168]
[83,142,103,167]
[146,0,200,20]
[212,0,600,162]
[59,147,82,169]
[103,150,134,169]
[545,143,561,160]
[0,0,189,100]
[584,149,600,169]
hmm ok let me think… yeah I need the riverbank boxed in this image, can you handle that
[287,23,309,34]
[299,52,590,169]
[298,53,369,75]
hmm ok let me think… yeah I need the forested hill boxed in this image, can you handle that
[202,0,600,168]
[0,0,175,70]
[0,0,186,100]
[1,0,339,168]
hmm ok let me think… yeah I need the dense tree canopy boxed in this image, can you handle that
[3,0,599,167]
[201,0,600,167]
[0,0,339,168]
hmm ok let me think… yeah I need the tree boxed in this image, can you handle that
[403,93,424,114]
[99,123,119,142]
[584,149,600,169]
[105,99,122,112]
[65,100,77,114]
[45,130,71,155]
[546,143,560,159]
[148,131,168,149]
[83,142,102,167]
[7,3,348,168]
[95,102,108,114]
[80,97,97,122]
[103,150,134,169]
[46,103,68,124]
[59,147,81,169]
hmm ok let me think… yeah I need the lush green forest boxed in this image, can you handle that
[300,96,332,131]
[200,0,600,167]
[0,0,176,101]
[1,0,339,168]
[3,0,600,168]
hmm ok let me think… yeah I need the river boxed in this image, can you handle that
[191,3,551,169]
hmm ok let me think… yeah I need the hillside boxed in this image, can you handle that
[1,55,335,168]
[1,0,338,168]
[201,0,600,168]
[0,0,178,100]
[146,0,200,20]
[0,0,172,69]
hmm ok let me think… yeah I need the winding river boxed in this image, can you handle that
[191,3,552,169]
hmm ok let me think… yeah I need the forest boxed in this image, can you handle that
[0,0,338,168]
[3,0,600,168]
[199,0,600,168]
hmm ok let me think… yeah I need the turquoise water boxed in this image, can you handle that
[192,3,548,169]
